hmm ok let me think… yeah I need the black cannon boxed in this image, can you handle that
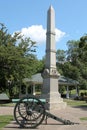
[14,95,78,128]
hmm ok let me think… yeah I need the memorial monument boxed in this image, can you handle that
[42,6,66,110]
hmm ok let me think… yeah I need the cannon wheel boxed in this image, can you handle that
[14,95,45,128]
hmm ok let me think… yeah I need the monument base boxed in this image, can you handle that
[41,92,67,111]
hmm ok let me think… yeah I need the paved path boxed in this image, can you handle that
[0,105,87,130]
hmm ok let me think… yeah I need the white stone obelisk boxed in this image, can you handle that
[42,6,66,111]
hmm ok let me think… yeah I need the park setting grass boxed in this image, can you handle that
[80,117,87,121]
[0,115,13,130]
[64,98,87,122]
[64,99,87,107]
[0,103,15,107]
[63,89,87,107]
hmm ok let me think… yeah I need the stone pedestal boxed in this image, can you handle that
[42,69,66,111]
[42,92,66,111]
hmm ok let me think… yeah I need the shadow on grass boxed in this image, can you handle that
[72,105,87,111]
[4,121,63,130]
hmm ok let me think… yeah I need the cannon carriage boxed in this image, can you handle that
[13,95,78,129]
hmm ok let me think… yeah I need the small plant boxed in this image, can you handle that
[80,117,87,121]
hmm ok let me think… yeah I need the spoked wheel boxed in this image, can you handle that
[14,95,45,128]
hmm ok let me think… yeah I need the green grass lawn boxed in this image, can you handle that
[64,99,87,107]
[0,115,13,130]
[0,103,15,107]
[80,117,87,121]
[64,98,87,121]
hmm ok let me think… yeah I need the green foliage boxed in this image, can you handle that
[56,35,87,90]
[59,86,66,94]
[56,49,66,75]
[56,49,66,63]
[0,23,38,97]
[66,40,79,63]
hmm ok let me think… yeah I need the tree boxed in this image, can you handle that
[64,40,80,79]
[79,35,87,62]
[66,40,80,64]
[56,49,66,64]
[56,49,66,75]
[78,35,87,89]
[57,36,87,90]
[0,23,37,97]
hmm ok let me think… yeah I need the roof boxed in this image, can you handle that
[58,76,79,86]
[24,73,79,86]
[0,93,9,100]
[24,73,43,84]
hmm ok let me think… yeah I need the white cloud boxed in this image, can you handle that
[55,28,66,42]
[17,25,66,44]
[21,25,46,44]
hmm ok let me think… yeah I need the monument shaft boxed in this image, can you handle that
[42,6,66,110]
[46,6,56,70]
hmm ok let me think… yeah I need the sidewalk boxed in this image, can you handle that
[1,106,87,130]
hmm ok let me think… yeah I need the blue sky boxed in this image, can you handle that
[0,0,87,59]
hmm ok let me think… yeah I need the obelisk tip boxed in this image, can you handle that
[49,5,54,11]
